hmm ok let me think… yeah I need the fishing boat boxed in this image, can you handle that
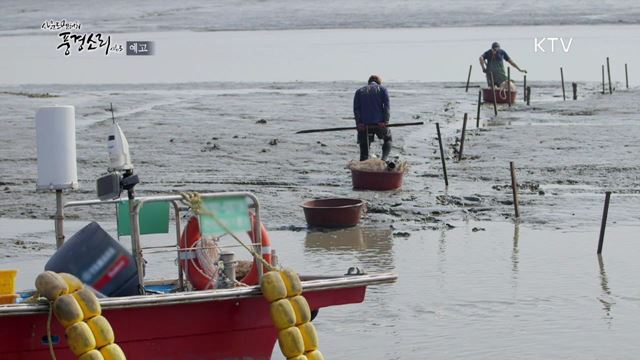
[482,87,517,104]
[0,106,397,359]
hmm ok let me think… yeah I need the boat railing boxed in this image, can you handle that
[63,192,262,295]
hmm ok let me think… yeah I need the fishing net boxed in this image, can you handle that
[347,158,408,173]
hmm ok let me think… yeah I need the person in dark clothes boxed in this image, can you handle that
[353,75,391,161]
[479,42,527,87]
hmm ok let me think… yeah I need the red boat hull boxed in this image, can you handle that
[0,286,365,359]
[351,168,403,191]
[482,88,517,104]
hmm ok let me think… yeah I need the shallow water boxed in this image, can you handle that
[2,219,639,359]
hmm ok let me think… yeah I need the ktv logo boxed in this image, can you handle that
[534,37,573,53]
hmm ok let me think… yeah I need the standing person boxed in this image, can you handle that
[353,75,391,161]
[479,42,527,87]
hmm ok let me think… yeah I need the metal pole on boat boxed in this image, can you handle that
[54,190,65,248]
[509,161,520,219]
[465,65,472,92]
[129,198,146,295]
[607,57,612,94]
[458,113,467,161]
[435,123,448,187]
[490,72,498,116]
[507,67,511,107]
[601,65,606,94]
[476,89,481,128]
[597,191,611,254]
[625,63,629,89]
[526,86,531,106]
[572,82,577,100]
[560,67,566,101]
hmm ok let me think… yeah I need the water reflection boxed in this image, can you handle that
[512,223,520,277]
[597,254,613,324]
[304,226,394,270]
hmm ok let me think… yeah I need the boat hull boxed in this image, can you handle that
[482,88,517,104]
[0,274,395,359]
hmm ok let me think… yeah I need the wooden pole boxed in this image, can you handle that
[509,161,520,219]
[465,65,472,92]
[597,191,612,254]
[523,75,527,103]
[601,65,606,94]
[560,67,566,101]
[572,82,577,100]
[625,63,629,89]
[490,72,498,116]
[526,86,531,106]
[507,67,512,107]
[458,113,467,161]
[607,57,612,94]
[435,123,448,187]
[476,89,481,128]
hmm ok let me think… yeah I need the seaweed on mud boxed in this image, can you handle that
[0,91,58,98]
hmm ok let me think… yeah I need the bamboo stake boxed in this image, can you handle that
[597,191,611,254]
[507,67,512,107]
[602,65,605,94]
[572,82,577,100]
[476,89,481,128]
[625,63,629,89]
[435,123,448,187]
[523,75,527,103]
[465,65,472,92]
[510,161,520,219]
[458,113,467,161]
[607,57,612,94]
[490,72,498,116]
[526,86,531,106]
[561,67,566,101]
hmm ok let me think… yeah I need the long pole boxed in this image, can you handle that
[510,161,520,219]
[490,72,498,116]
[458,113,468,161]
[436,123,448,187]
[607,57,612,94]
[625,63,629,89]
[295,121,424,134]
[601,65,606,94]
[561,67,566,101]
[523,75,527,104]
[465,65,472,92]
[476,89,481,128]
[597,191,611,254]
[54,190,65,248]
[507,67,512,107]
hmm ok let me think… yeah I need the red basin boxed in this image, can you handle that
[302,198,364,228]
[483,88,517,104]
[351,168,403,191]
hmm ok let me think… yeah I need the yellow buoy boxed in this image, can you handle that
[65,321,97,356]
[53,294,83,328]
[289,295,312,325]
[35,271,68,301]
[59,273,84,293]
[305,350,325,360]
[79,349,105,360]
[287,355,308,360]
[297,322,319,352]
[260,271,287,302]
[279,268,302,297]
[100,343,127,360]
[87,315,115,348]
[73,287,101,320]
[277,327,305,358]
[270,298,297,330]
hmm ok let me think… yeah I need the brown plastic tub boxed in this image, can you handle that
[302,198,364,228]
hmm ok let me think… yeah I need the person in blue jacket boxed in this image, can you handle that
[353,75,391,161]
